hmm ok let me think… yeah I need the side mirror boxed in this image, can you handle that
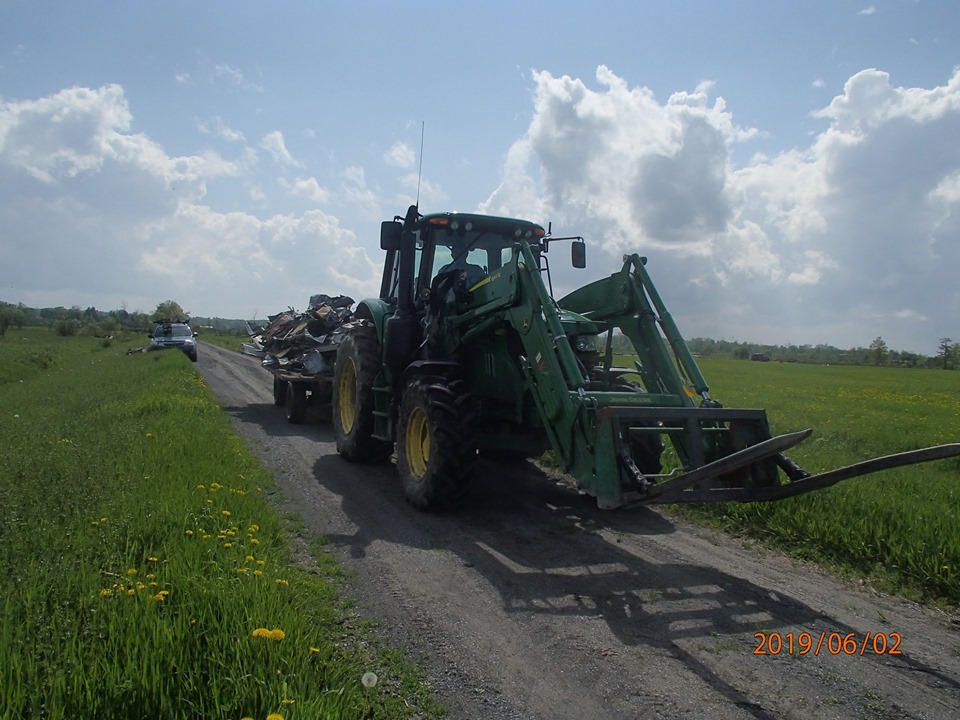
[571,240,586,269]
[380,221,402,250]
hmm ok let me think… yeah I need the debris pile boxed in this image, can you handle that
[258,294,356,376]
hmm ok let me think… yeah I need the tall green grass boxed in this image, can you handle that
[0,329,440,720]
[686,359,960,604]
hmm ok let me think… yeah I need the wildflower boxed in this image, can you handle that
[210,482,222,490]
[223,543,233,549]
[185,530,194,537]
[245,555,254,563]
[269,629,286,641]
[146,432,153,438]
[195,484,205,490]
[266,714,283,720]
[275,578,288,587]
[237,568,248,575]
[250,538,260,545]
[256,560,265,566]
[252,628,271,639]
[100,517,108,524]
[147,557,158,563]
[248,524,260,533]
[221,510,231,517]
[153,590,170,602]
[361,672,378,688]
[253,570,263,577]
[309,647,320,654]
[126,569,138,577]
[99,589,112,597]
[281,698,295,706]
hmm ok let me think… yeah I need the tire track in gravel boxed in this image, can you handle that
[197,341,960,720]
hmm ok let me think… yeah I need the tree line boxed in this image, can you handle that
[0,300,248,338]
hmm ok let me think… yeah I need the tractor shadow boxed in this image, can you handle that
[311,451,960,701]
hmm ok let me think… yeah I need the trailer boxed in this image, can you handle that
[257,295,356,424]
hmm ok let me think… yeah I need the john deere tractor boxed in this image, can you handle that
[331,205,960,511]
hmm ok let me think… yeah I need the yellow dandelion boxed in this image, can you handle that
[126,589,135,597]
[256,560,265,566]
[251,628,271,639]
[221,510,231,517]
[147,556,158,563]
[223,542,233,549]
[245,555,254,562]
[248,524,260,533]
[266,714,283,720]
[146,432,153,438]
[100,517,108,524]
[250,538,260,545]
[185,529,194,536]
[275,578,288,587]
[99,589,112,597]
[269,628,286,641]
[237,568,248,575]
[281,698,295,706]
[126,569,137,577]
[309,646,320,654]
[195,484,204,490]
[145,573,155,580]
[210,482,222,490]
[253,570,263,577]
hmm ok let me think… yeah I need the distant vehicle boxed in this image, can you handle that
[750,353,771,362]
[148,320,198,362]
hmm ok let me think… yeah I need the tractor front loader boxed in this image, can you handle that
[331,205,960,510]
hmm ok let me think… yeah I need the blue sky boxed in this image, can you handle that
[1,1,958,353]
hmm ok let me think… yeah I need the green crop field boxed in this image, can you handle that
[668,357,960,603]
[0,329,440,720]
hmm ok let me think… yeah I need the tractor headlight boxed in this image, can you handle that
[574,335,594,352]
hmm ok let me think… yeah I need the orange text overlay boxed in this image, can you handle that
[753,631,902,656]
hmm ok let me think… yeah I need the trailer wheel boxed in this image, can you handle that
[285,381,307,424]
[332,325,393,462]
[273,376,288,406]
[397,378,477,511]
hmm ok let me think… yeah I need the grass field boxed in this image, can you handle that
[0,328,440,720]
[673,357,960,604]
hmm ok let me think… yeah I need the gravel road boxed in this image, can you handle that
[197,341,960,720]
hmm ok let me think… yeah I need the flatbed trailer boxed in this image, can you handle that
[264,346,338,424]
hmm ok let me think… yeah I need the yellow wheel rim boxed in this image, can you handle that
[338,358,358,433]
[405,406,430,480]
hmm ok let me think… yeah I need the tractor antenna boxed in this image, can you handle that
[415,121,425,209]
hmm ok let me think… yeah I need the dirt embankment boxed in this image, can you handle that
[197,341,960,720]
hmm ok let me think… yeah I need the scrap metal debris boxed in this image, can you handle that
[258,294,356,375]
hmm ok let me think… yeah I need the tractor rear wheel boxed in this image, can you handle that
[332,325,393,462]
[397,378,477,511]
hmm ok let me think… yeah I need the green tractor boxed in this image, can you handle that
[332,205,960,511]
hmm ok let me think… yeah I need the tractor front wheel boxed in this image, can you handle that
[332,325,393,462]
[397,378,477,511]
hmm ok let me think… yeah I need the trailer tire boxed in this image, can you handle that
[397,378,477,511]
[273,376,288,406]
[285,381,307,424]
[332,325,393,462]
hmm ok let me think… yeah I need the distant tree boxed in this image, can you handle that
[151,300,188,323]
[939,338,955,370]
[869,337,888,366]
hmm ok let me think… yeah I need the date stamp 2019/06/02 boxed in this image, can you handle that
[754,631,902,656]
